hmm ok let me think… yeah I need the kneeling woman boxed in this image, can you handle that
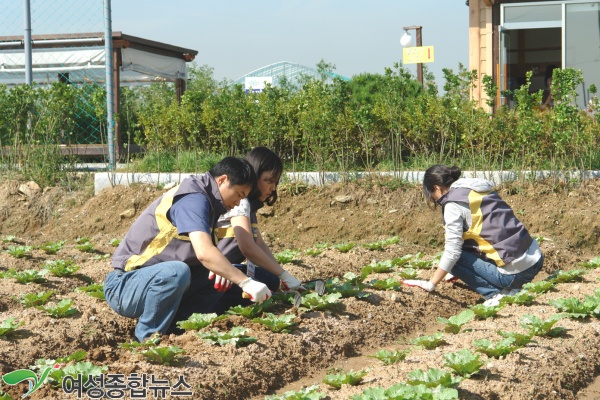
[404,164,543,306]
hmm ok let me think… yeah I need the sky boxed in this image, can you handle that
[111,0,469,88]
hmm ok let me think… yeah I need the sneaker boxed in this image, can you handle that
[499,288,520,296]
[483,293,506,307]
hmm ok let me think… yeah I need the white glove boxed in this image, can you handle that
[208,272,233,293]
[403,279,436,292]
[277,270,302,291]
[239,278,271,303]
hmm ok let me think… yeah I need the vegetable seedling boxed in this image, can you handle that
[322,368,369,390]
[265,384,325,400]
[4,245,34,258]
[436,309,475,334]
[75,283,105,300]
[176,313,227,331]
[298,292,342,311]
[0,318,24,337]
[409,332,446,350]
[406,368,462,388]
[37,240,66,255]
[499,291,536,306]
[497,330,535,346]
[331,242,355,253]
[469,304,503,319]
[521,280,555,294]
[226,298,273,318]
[548,269,586,284]
[274,249,301,264]
[443,349,484,377]
[141,346,184,365]
[43,259,81,277]
[580,257,600,269]
[38,299,78,318]
[15,290,55,307]
[474,337,521,358]
[0,268,48,284]
[368,349,410,365]
[253,313,297,333]
[520,313,565,337]
[198,326,257,347]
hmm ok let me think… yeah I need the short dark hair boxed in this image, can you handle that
[423,164,462,209]
[209,157,257,190]
[245,147,283,206]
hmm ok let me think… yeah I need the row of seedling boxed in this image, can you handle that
[1,236,122,257]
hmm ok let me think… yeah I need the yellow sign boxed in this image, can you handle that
[403,46,435,64]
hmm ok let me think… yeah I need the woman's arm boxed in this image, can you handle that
[231,215,284,276]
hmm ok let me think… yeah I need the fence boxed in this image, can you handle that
[0,0,109,154]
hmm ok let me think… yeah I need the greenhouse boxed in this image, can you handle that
[233,61,349,92]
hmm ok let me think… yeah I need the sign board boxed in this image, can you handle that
[244,76,273,92]
[402,46,435,64]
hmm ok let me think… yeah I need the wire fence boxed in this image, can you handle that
[0,0,107,147]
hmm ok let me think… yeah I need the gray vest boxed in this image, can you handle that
[112,173,226,271]
[439,187,532,267]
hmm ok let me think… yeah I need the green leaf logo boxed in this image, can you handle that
[2,364,60,398]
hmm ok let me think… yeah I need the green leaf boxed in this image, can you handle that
[75,283,105,300]
[253,313,297,333]
[474,337,521,358]
[443,349,484,377]
[436,309,474,334]
[299,292,342,311]
[520,313,565,337]
[38,299,78,318]
[198,327,257,347]
[43,259,81,277]
[0,317,24,337]
[497,330,535,346]
[406,368,461,388]
[16,290,55,307]
[226,298,273,318]
[323,369,369,389]
[176,313,227,331]
[265,384,326,400]
[410,332,445,350]
[369,349,410,365]
[499,291,536,305]
[521,280,555,294]
[140,346,184,365]
[548,269,586,283]
[580,257,600,269]
[469,304,503,319]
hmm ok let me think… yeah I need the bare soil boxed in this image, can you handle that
[0,177,599,400]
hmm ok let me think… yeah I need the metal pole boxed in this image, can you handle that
[416,27,423,86]
[23,0,32,85]
[104,0,115,169]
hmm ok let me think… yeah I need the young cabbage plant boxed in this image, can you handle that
[436,309,475,334]
[253,313,297,333]
[326,280,369,299]
[521,280,555,294]
[580,257,600,269]
[299,292,342,311]
[1,268,48,284]
[119,333,162,351]
[274,249,301,264]
[264,384,326,400]
[141,346,184,365]
[469,304,503,320]
[15,290,55,307]
[331,242,356,253]
[38,240,66,255]
[38,299,78,318]
[75,283,105,300]
[176,313,227,331]
[548,269,586,284]
[499,291,536,306]
[473,337,521,358]
[550,295,600,318]
[443,349,485,377]
[397,268,419,280]
[226,298,273,318]
[496,330,536,347]
[4,245,34,258]
[520,314,565,337]
[368,349,410,365]
[43,259,81,277]
[409,332,446,350]
[406,368,462,388]
[197,326,258,347]
[0,318,24,337]
[322,368,369,390]
[369,277,402,291]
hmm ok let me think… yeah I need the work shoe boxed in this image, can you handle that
[500,287,520,296]
[483,293,506,307]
